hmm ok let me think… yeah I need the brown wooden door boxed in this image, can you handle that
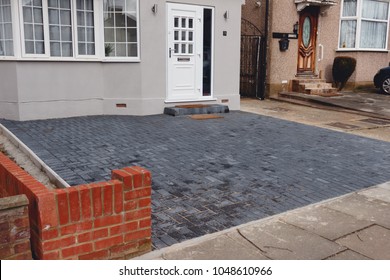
[297,7,319,75]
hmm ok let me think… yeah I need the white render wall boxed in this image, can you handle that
[0,0,243,121]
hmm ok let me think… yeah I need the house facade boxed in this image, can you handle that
[0,0,243,121]
[242,0,390,97]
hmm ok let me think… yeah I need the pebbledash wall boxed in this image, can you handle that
[0,0,244,121]
[0,152,152,260]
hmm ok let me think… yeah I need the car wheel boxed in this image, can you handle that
[380,77,390,94]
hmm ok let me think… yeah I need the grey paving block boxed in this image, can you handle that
[325,250,371,260]
[162,231,268,260]
[325,194,390,228]
[239,221,345,260]
[335,225,390,260]
[281,205,373,240]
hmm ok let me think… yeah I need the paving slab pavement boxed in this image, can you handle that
[137,183,390,260]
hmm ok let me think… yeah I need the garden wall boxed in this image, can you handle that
[0,152,152,260]
[0,194,32,259]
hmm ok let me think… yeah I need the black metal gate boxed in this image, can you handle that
[240,19,265,99]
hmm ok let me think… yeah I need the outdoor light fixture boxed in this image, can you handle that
[293,21,299,35]
[223,11,229,19]
[151,4,158,14]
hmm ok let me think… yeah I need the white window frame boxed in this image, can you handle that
[73,0,100,59]
[4,0,139,61]
[338,0,390,51]
[101,0,140,62]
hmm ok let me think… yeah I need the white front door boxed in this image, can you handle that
[167,4,204,102]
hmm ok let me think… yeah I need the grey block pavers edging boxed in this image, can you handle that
[1,112,390,249]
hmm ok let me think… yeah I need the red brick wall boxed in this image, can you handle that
[0,194,32,260]
[0,152,152,260]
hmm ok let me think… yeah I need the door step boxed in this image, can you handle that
[291,78,340,96]
[164,104,229,116]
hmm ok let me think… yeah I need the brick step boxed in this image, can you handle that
[164,104,229,116]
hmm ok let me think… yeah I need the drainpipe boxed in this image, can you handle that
[259,0,269,100]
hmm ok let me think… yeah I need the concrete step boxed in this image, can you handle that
[164,104,229,116]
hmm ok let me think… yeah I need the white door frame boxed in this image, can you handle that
[166,3,214,103]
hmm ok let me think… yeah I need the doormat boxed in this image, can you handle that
[176,104,211,109]
[189,114,224,120]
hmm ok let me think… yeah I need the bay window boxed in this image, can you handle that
[339,0,390,50]
[1,0,139,60]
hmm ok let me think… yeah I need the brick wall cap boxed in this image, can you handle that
[0,194,29,210]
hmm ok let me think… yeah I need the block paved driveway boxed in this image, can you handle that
[2,112,390,249]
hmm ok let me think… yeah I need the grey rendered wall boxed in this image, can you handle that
[0,62,19,120]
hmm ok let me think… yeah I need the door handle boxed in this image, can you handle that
[169,48,172,58]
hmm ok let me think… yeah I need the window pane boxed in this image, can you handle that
[62,42,72,56]
[77,11,85,26]
[33,0,42,6]
[3,6,11,22]
[33,8,43,23]
[362,0,389,20]
[23,7,33,23]
[50,25,60,40]
[50,42,60,56]
[78,42,86,55]
[86,27,94,41]
[116,43,126,56]
[4,41,13,55]
[48,9,59,24]
[77,27,85,41]
[34,25,44,40]
[86,43,94,55]
[48,0,58,8]
[76,0,84,10]
[24,24,34,40]
[85,0,93,11]
[360,20,387,48]
[343,0,357,17]
[127,28,137,42]
[35,41,44,54]
[128,43,137,56]
[339,20,356,48]
[60,0,71,9]
[60,10,71,25]
[104,28,114,42]
[4,23,12,39]
[25,41,34,53]
[116,28,126,42]
[61,26,72,41]
[86,12,94,26]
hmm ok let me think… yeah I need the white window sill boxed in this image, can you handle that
[0,57,141,62]
[336,48,389,53]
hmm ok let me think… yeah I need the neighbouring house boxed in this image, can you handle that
[241,0,390,98]
[0,0,244,121]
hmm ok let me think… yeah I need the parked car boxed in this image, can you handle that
[374,66,390,94]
